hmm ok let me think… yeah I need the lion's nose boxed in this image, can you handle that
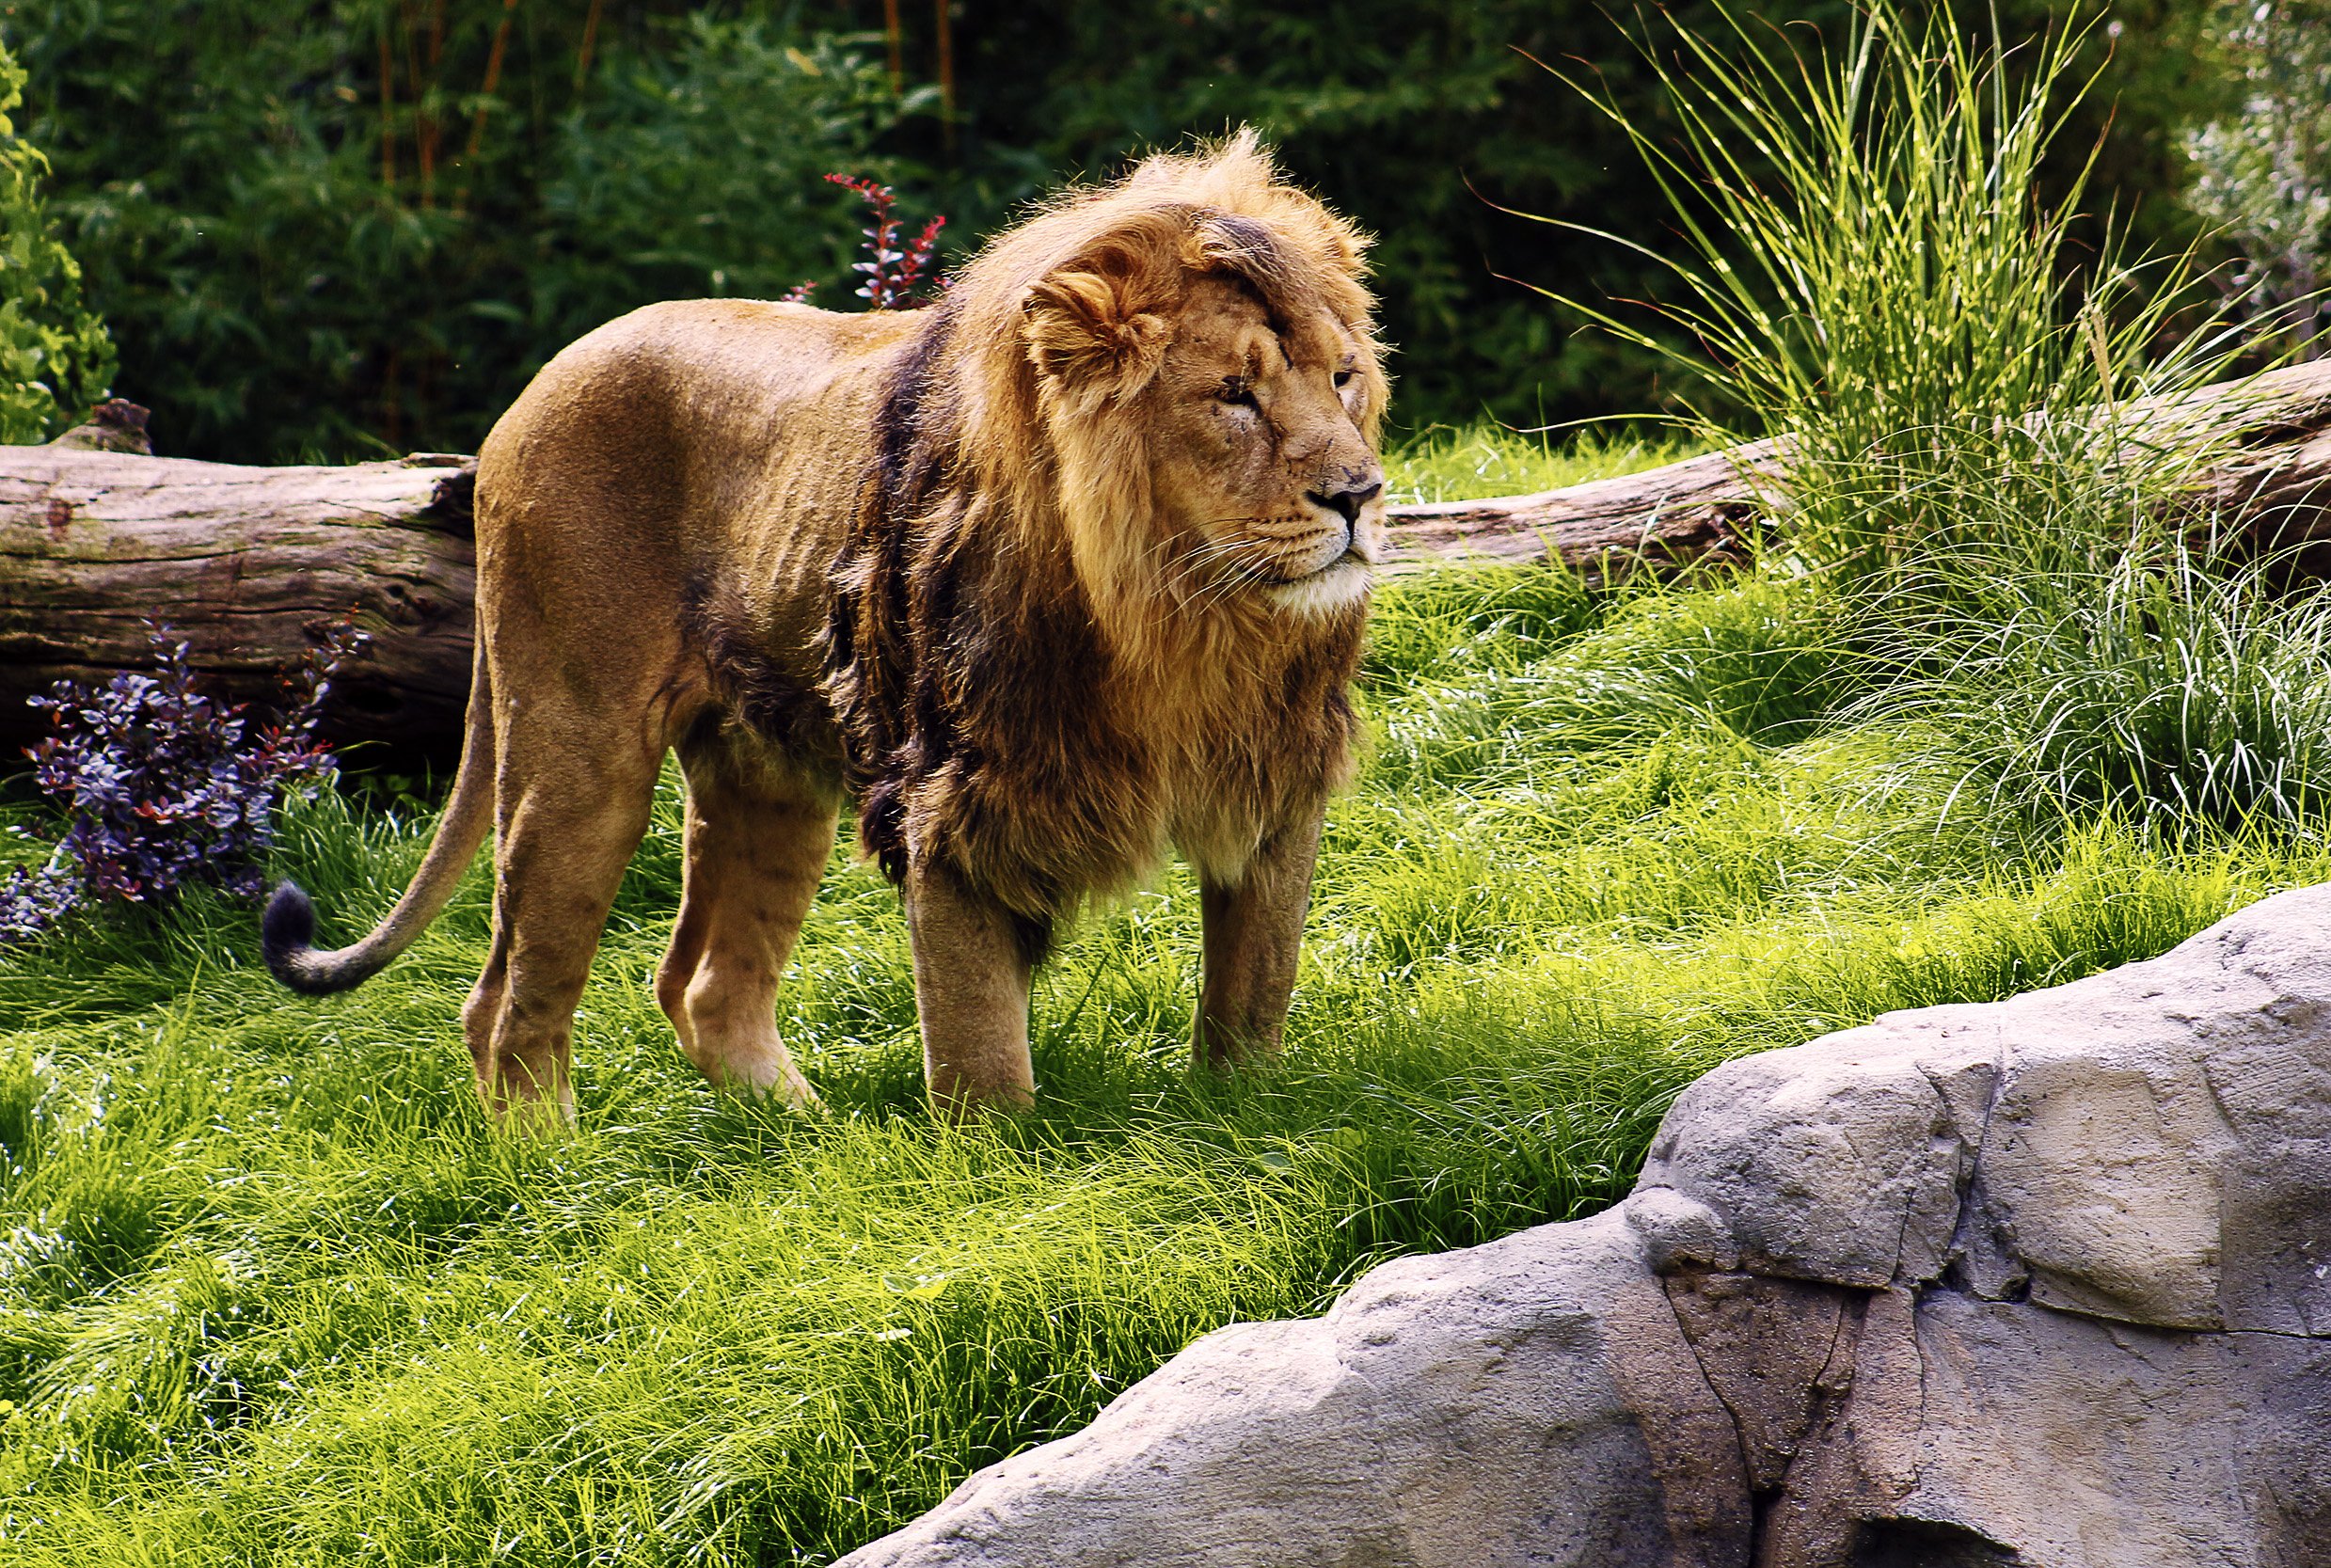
[1308,480,1382,525]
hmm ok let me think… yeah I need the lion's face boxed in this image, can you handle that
[1141,277,1385,616]
[1016,219,1388,632]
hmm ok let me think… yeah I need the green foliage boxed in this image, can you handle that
[938,0,2222,434]
[1546,0,2331,848]
[1851,531,2331,835]
[8,0,2225,460]
[10,2,909,460]
[535,20,914,347]
[0,37,108,443]
[1383,422,1696,506]
[2183,0,2331,352]
[1539,0,2244,584]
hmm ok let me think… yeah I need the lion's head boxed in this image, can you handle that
[942,131,1391,646]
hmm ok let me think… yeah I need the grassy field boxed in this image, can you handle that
[0,418,2318,1563]
[0,7,2315,1559]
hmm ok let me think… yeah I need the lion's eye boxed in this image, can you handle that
[1333,369,1356,389]
[1216,378,1257,409]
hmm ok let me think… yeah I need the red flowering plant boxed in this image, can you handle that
[783,175,946,309]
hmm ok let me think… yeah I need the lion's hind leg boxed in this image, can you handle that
[464,712,665,1129]
[656,738,838,1108]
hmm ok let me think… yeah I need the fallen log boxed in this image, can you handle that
[0,448,477,758]
[1381,439,1770,579]
[4,356,2331,759]
[1382,356,2331,578]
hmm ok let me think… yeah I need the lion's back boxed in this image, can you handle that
[468,298,926,701]
[477,298,920,577]
[482,297,916,500]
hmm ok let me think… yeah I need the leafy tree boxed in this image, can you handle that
[9,2,909,461]
[0,34,109,443]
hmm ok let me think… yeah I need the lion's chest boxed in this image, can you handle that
[1159,729,1289,886]
[833,522,1359,914]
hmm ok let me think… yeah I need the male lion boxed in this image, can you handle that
[262,132,1388,1121]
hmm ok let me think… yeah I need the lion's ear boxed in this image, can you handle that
[1021,266,1172,395]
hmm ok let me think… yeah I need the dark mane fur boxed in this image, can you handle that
[821,299,959,884]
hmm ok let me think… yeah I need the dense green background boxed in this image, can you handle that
[5,0,2227,463]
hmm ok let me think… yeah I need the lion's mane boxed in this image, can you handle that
[820,133,1390,959]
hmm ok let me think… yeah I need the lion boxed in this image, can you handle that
[261,131,1389,1122]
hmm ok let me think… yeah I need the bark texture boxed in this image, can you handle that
[7,358,2331,755]
[0,448,475,756]
[1383,438,1772,578]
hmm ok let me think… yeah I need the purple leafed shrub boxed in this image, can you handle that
[0,625,362,942]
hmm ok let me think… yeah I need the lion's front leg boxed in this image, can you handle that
[1196,808,1325,1071]
[903,863,1038,1117]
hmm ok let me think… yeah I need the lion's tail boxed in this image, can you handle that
[262,640,497,996]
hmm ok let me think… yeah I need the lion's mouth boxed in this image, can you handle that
[1265,546,1371,586]
[1257,547,1373,614]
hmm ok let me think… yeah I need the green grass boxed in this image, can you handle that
[1382,421,1697,505]
[0,535,2320,1564]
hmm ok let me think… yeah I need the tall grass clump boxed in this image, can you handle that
[1853,534,2331,833]
[1536,2,2331,843]
[1542,0,2242,582]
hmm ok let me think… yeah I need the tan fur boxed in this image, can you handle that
[263,131,1388,1122]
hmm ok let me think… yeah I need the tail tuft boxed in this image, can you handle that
[257,638,495,999]
[262,880,335,994]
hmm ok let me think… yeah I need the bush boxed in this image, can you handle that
[1850,527,2331,835]
[1534,0,2331,848]
[0,627,353,942]
[0,36,109,443]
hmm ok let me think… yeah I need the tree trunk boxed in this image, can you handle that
[0,447,476,760]
[5,357,2331,760]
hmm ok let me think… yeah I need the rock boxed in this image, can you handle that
[1846,1289,2331,1566]
[840,1211,1752,1567]
[836,886,2331,1568]
[1639,883,2331,1334]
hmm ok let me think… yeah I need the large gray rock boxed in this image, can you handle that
[837,885,2331,1568]
[842,1211,1750,1567]
[1635,886,2331,1334]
